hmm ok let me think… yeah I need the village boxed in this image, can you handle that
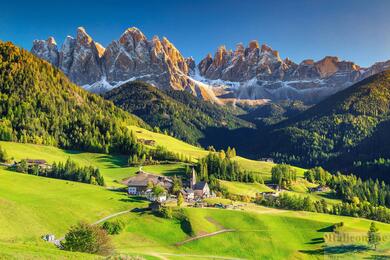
[121,167,213,206]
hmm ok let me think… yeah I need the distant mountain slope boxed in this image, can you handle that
[256,71,390,176]
[0,41,147,154]
[104,81,252,145]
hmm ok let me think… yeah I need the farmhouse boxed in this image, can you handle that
[16,159,51,170]
[259,158,274,163]
[180,188,195,201]
[261,191,280,200]
[138,139,156,146]
[122,171,173,195]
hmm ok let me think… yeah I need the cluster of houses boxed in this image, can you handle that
[121,168,210,203]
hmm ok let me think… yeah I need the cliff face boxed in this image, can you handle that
[31,27,217,101]
[32,28,390,104]
[196,40,390,103]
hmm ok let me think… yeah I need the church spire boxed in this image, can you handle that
[190,167,196,189]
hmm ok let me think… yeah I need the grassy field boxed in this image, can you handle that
[1,164,390,259]
[0,139,287,187]
[1,141,389,259]
[0,141,188,187]
[111,205,390,259]
[128,125,281,177]
[219,180,273,196]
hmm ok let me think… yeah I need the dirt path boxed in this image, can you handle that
[54,209,132,243]
[92,209,131,225]
[175,229,236,246]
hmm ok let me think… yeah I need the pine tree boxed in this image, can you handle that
[177,192,184,206]
[368,222,380,250]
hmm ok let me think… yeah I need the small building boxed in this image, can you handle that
[189,168,210,198]
[122,171,172,195]
[259,158,274,163]
[261,191,280,200]
[24,159,51,169]
[145,189,167,202]
[181,188,195,201]
[309,185,329,193]
[138,139,156,146]
[42,234,56,242]
[193,181,210,198]
[266,184,281,191]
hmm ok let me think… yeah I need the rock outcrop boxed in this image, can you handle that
[31,27,215,101]
[32,28,390,104]
[197,41,390,103]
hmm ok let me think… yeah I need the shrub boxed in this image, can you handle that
[160,206,173,219]
[62,222,113,255]
[102,220,125,235]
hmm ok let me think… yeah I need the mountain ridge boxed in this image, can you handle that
[31,26,390,104]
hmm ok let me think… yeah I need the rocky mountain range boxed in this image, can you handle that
[31,27,217,101]
[32,27,390,104]
[197,41,390,103]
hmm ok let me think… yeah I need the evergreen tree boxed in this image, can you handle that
[177,192,184,207]
[368,222,380,250]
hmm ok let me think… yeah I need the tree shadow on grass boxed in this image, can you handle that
[306,237,325,244]
[300,244,370,256]
[364,255,390,259]
[118,196,148,203]
[317,225,335,232]
[316,191,340,201]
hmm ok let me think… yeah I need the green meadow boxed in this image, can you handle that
[1,141,390,259]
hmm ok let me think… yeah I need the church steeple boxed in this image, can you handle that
[190,167,196,189]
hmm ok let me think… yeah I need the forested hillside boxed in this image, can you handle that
[104,81,252,145]
[256,71,390,179]
[0,42,147,154]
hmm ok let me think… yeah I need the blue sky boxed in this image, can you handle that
[1,0,390,67]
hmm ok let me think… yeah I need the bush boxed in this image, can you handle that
[102,220,125,235]
[0,145,8,162]
[62,222,113,255]
[160,206,173,219]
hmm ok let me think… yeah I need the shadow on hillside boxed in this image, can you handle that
[157,166,185,177]
[119,196,148,203]
[365,255,390,259]
[317,225,335,232]
[306,237,325,244]
[300,244,369,256]
[63,149,127,168]
[198,126,260,158]
[316,192,340,201]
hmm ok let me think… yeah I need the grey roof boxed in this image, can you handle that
[193,181,207,190]
[122,171,172,189]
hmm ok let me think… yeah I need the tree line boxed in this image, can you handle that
[14,158,105,186]
[195,150,263,183]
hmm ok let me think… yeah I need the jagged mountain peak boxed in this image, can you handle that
[120,27,147,44]
[47,36,57,46]
[76,26,94,45]
[31,26,219,102]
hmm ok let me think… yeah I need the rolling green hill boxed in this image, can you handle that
[0,41,147,154]
[1,167,389,259]
[104,81,252,145]
[255,71,390,180]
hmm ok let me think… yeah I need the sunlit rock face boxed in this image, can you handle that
[197,41,390,103]
[32,28,390,104]
[31,27,218,102]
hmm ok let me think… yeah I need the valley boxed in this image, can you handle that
[2,128,387,259]
[2,5,390,258]
[1,141,390,259]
